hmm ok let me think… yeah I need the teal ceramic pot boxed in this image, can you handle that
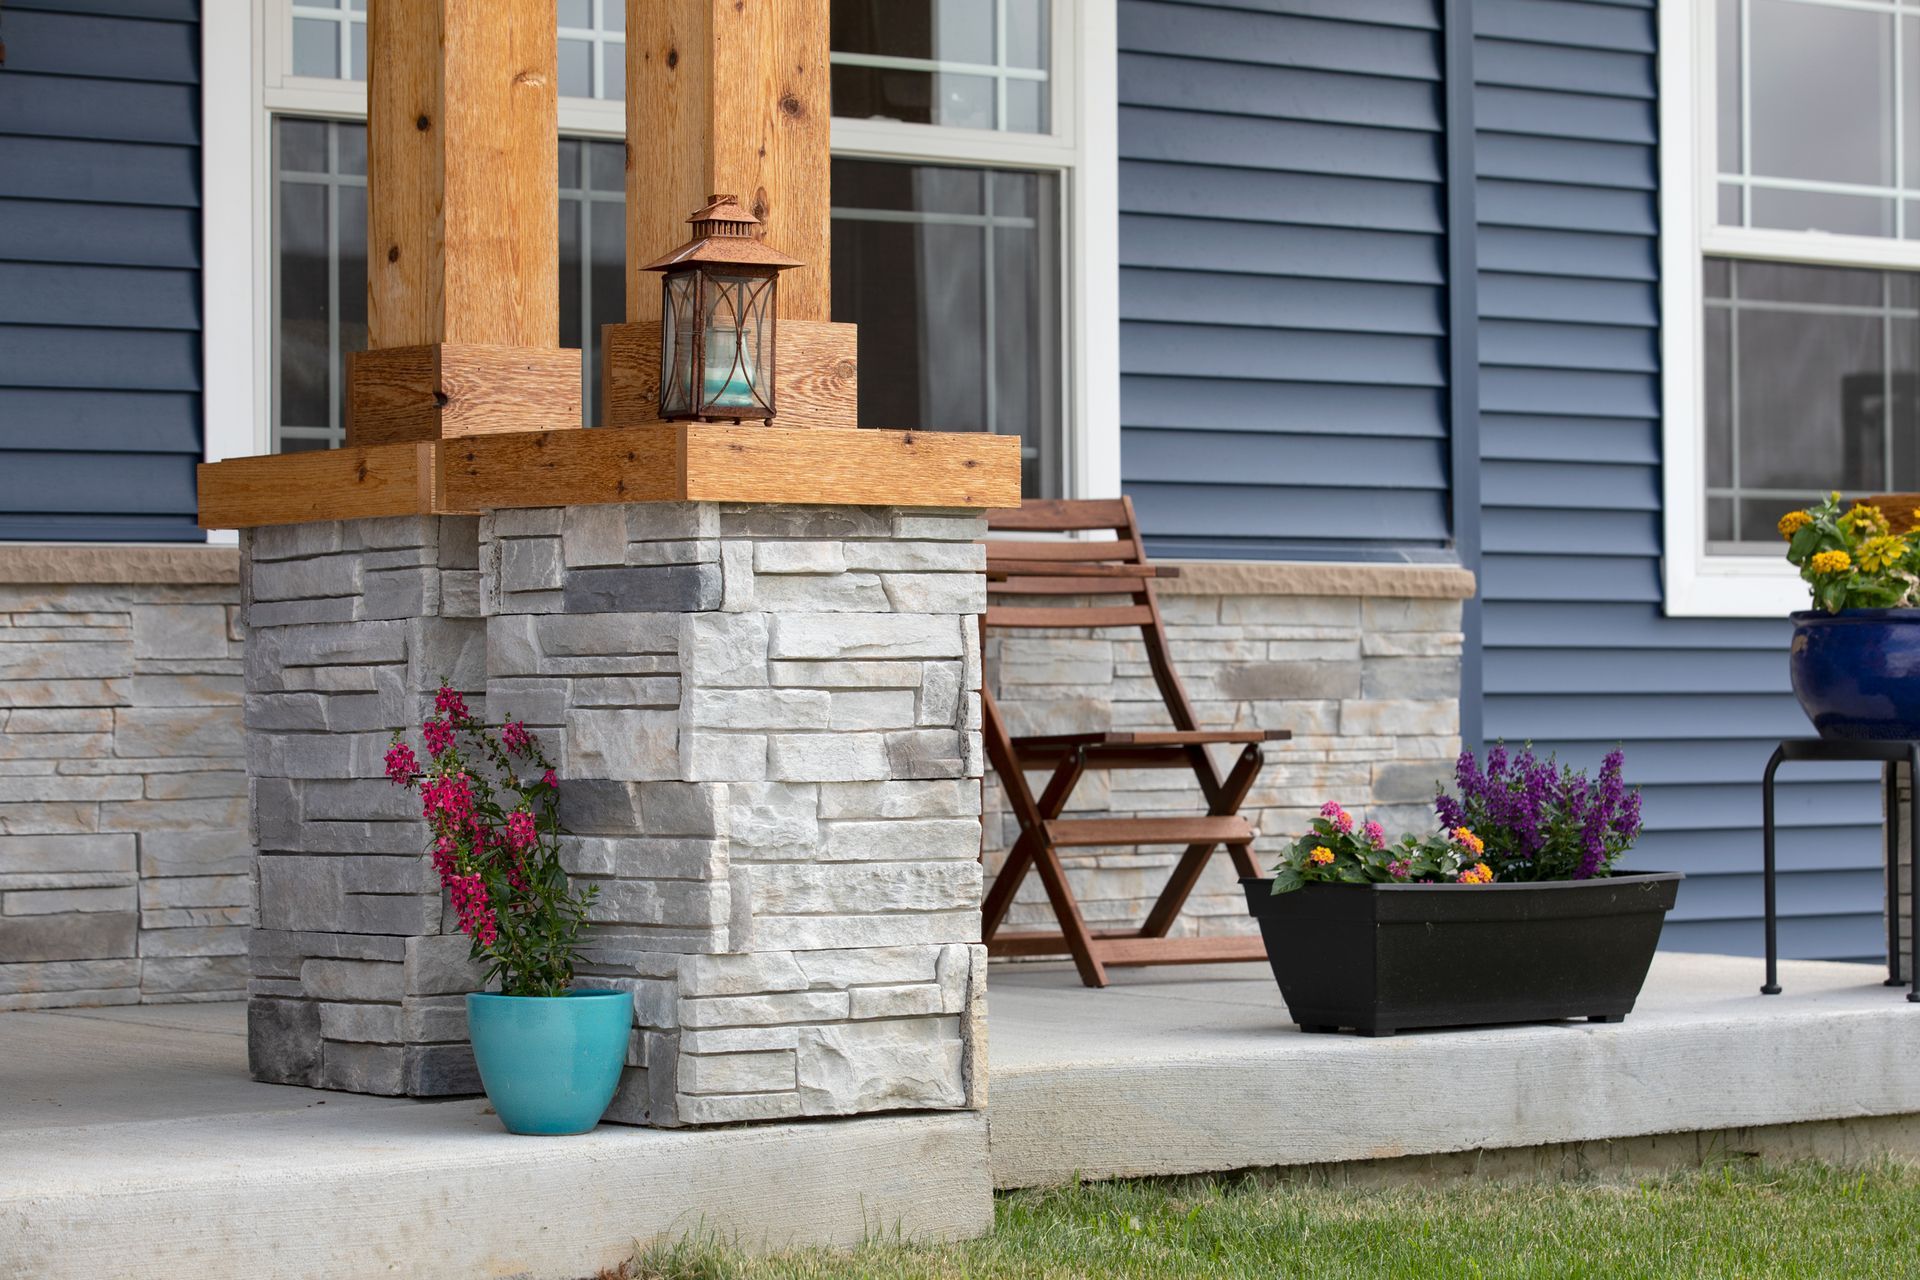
[465,989,631,1135]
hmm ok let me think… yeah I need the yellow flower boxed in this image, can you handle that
[1452,827,1485,855]
[1810,549,1853,575]
[1777,510,1812,539]
[1841,503,1889,537]
[1458,863,1494,885]
[1308,846,1334,866]
[1859,535,1908,573]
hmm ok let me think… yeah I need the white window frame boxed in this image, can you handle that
[200,1,1118,538]
[1660,0,1920,615]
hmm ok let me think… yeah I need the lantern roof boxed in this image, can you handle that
[640,194,805,272]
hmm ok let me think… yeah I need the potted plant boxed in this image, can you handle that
[1780,493,1920,739]
[1241,745,1681,1036]
[385,687,627,1135]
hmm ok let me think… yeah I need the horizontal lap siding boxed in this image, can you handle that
[1118,0,1453,560]
[1472,0,1882,960]
[0,2,203,541]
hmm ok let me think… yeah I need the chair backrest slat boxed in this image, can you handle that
[987,538,1140,563]
[985,604,1155,629]
[988,498,1132,532]
[989,575,1151,596]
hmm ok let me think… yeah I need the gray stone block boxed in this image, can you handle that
[300,957,406,1003]
[139,829,252,877]
[249,996,323,1086]
[885,729,968,779]
[795,1018,964,1116]
[406,1042,483,1095]
[766,733,890,782]
[0,910,136,962]
[499,537,565,596]
[1362,656,1463,700]
[405,933,484,996]
[1216,660,1363,700]
[718,505,889,539]
[141,954,247,995]
[361,567,438,619]
[563,564,723,614]
[320,1040,406,1095]
[132,604,232,659]
[627,502,719,542]
[683,613,768,687]
[0,833,136,876]
[319,1000,405,1044]
[566,708,679,781]
[746,860,979,915]
[769,614,963,661]
[562,505,628,567]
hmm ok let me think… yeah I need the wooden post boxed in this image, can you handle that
[346,0,582,445]
[605,0,856,429]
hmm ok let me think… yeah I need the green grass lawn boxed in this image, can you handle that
[621,1160,1920,1280]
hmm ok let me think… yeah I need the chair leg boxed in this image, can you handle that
[1030,838,1108,988]
[981,831,1038,941]
[1140,744,1265,938]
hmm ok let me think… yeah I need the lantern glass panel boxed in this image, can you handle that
[698,272,776,419]
[661,270,698,418]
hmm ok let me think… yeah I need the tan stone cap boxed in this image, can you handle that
[1158,560,1476,600]
[0,543,239,585]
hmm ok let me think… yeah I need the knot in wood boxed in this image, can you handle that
[779,93,804,118]
[415,114,431,131]
[386,246,400,263]
[666,47,679,70]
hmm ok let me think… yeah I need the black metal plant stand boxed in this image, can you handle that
[1761,738,1920,1002]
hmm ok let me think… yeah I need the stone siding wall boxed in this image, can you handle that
[984,586,1465,937]
[241,516,489,1095]
[483,503,988,1126]
[0,556,249,1011]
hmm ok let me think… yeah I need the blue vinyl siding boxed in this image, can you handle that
[0,1,204,542]
[1117,0,1455,560]
[1470,0,1883,961]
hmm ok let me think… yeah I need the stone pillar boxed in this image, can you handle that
[481,502,988,1126]
[242,515,489,1095]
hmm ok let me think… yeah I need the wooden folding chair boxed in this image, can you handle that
[981,497,1290,988]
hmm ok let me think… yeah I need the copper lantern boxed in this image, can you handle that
[640,195,802,424]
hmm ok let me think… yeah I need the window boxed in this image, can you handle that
[1662,1,1920,614]
[829,0,1114,500]
[224,3,1114,503]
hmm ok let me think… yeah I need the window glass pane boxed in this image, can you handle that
[280,119,329,175]
[559,38,594,99]
[279,177,332,435]
[558,0,592,28]
[292,18,340,79]
[1703,258,1920,552]
[603,0,624,34]
[603,45,625,101]
[1007,0,1049,70]
[1716,0,1740,177]
[831,158,1062,499]
[350,20,365,82]
[831,0,1052,135]
[1718,183,1741,227]
[1750,187,1894,238]
[1749,0,1893,189]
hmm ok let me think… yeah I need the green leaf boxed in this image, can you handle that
[1270,868,1305,895]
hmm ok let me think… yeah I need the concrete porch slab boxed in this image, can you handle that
[0,1001,990,1280]
[985,951,1920,1188]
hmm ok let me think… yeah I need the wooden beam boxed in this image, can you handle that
[201,426,1022,528]
[368,0,560,348]
[627,0,831,322]
[601,319,856,430]
[346,343,581,445]
[197,444,442,529]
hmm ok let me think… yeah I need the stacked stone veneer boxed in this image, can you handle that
[0,554,248,1011]
[483,503,987,1126]
[234,502,987,1124]
[984,586,1465,939]
[242,516,489,1095]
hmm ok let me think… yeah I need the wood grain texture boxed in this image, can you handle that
[346,343,582,445]
[601,318,856,429]
[197,443,438,529]
[627,0,831,323]
[681,424,1022,507]
[368,0,558,348]
[443,426,681,510]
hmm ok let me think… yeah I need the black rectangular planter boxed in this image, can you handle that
[1240,871,1683,1036]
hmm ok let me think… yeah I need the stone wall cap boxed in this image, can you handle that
[1157,560,1476,600]
[0,542,241,585]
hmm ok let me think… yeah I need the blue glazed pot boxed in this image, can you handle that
[1790,609,1920,739]
[466,989,631,1135]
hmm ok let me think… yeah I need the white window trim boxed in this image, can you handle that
[1659,0,1920,615]
[224,1,1116,504]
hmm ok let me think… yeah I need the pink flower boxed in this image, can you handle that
[448,871,496,946]
[420,773,475,825]
[500,720,533,757]
[435,686,470,724]
[1363,821,1386,850]
[1319,801,1343,819]
[1332,810,1354,835]
[541,768,558,790]
[505,809,537,852]
[422,718,455,757]
[1387,859,1411,880]
[383,742,419,786]
[431,834,459,883]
